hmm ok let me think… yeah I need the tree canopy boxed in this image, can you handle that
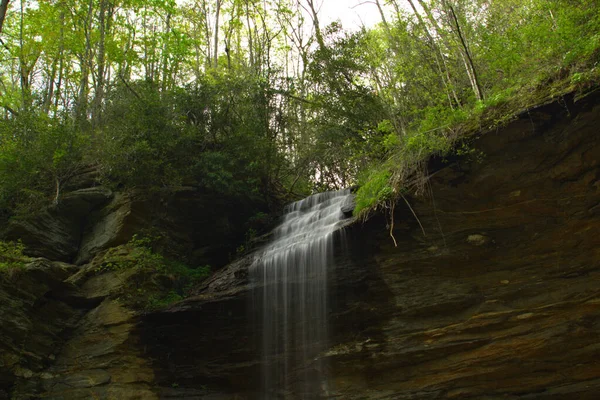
[0,0,598,220]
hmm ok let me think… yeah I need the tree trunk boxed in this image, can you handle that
[305,0,326,52]
[43,55,58,115]
[245,1,254,70]
[0,0,9,34]
[375,0,393,41]
[225,10,235,70]
[446,1,483,101]
[200,0,212,68]
[18,0,32,111]
[92,0,108,127]
[161,13,171,92]
[407,0,461,107]
[54,40,64,114]
[76,0,94,126]
[213,0,221,69]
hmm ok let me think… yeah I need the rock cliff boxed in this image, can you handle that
[1,88,600,399]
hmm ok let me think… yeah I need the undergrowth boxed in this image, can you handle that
[96,234,211,310]
[0,240,30,274]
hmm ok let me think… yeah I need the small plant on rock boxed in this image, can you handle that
[95,234,211,310]
[0,240,30,273]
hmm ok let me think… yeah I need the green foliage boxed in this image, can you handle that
[235,227,258,256]
[98,75,284,205]
[351,0,600,216]
[147,291,184,310]
[98,83,192,189]
[378,120,400,152]
[304,26,388,188]
[0,113,88,214]
[0,0,598,226]
[0,240,29,273]
[354,168,392,217]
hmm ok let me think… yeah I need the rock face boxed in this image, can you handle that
[3,187,113,261]
[139,89,600,398]
[0,260,81,399]
[30,299,157,400]
[1,88,600,400]
[75,192,143,265]
[3,255,161,400]
[338,89,600,399]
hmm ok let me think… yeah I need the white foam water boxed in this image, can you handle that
[251,189,353,399]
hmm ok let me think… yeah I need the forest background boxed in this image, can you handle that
[0,0,598,226]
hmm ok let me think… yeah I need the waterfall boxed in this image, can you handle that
[251,189,354,399]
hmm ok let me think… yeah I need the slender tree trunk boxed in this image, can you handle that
[213,0,221,69]
[119,21,135,82]
[18,0,32,111]
[225,9,236,71]
[161,13,171,92]
[445,1,483,100]
[142,7,156,82]
[245,1,254,70]
[54,35,65,114]
[407,0,461,106]
[305,0,326,52]
[43,56,58,115]
[0,0,9,34]
[200,0,212,68]
[76,0,94,125]
[92,0,107,127]
[375,0,393,43]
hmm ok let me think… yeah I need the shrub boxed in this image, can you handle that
[96,234,211,310]
[0,240,29,273]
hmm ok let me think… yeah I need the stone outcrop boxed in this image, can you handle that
[75,192,143,265]
[3,187,113,261]
[0,259,81,399]
[1,88,600,399]
[4,253,160,400]
[26,298,157,400]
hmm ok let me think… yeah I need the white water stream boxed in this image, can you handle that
[251,189,354,399]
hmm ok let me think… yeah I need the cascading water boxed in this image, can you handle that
[251,189,354,399]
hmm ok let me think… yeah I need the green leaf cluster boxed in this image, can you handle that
[98,75,287,204]
[354,168,393,217]
[0,114,88,216]
[0,240,29,273]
